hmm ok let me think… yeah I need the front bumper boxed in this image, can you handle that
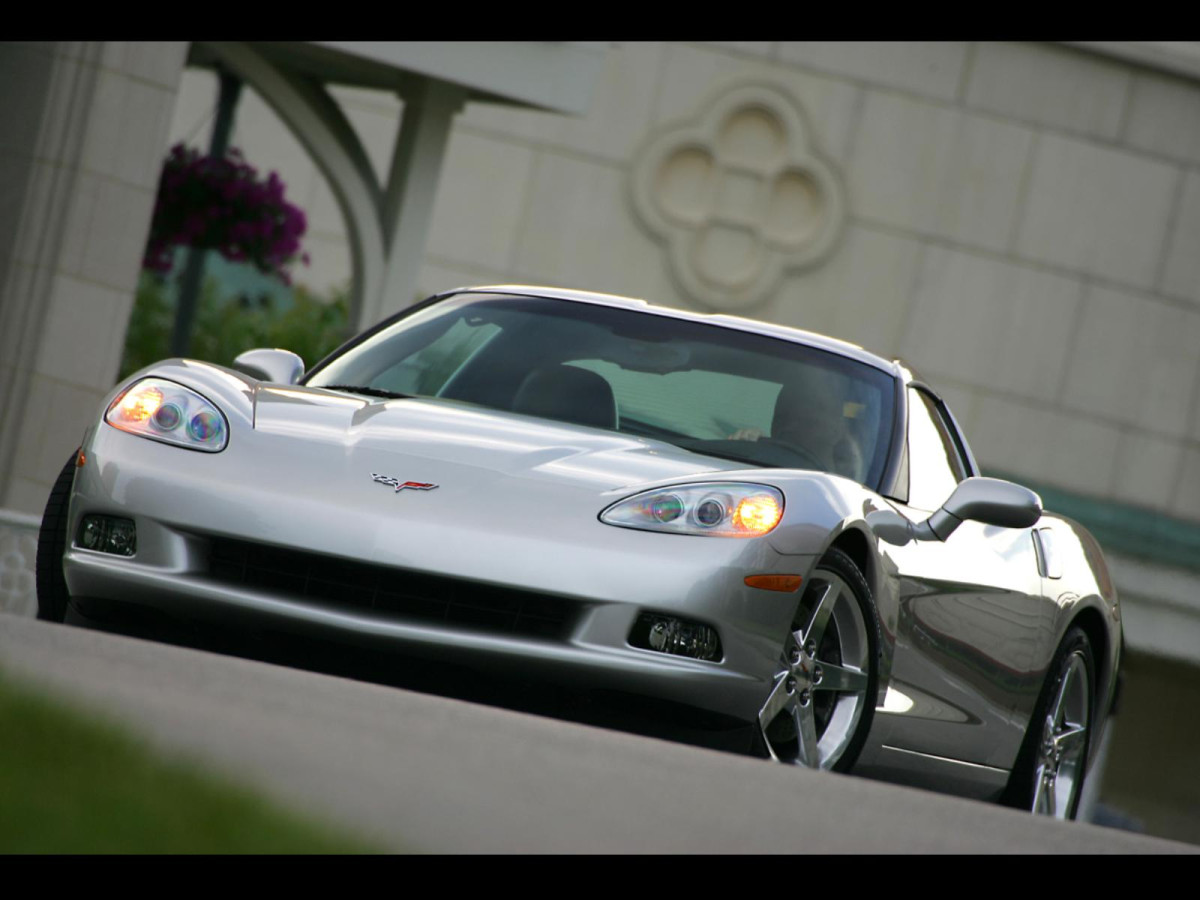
[64,425,816,723]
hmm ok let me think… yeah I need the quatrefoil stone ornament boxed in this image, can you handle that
[632,83,846,311]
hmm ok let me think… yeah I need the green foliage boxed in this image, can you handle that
[0,670,377,853]
[119,272,351,381]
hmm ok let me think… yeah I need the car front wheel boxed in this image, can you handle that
[35,452,79,622]
[1006,625,1094,819]
[757,548,879,771]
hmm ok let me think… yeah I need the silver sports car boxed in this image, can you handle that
[38,285,1121,820]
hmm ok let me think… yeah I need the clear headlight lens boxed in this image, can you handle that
[600,483,784,537]
[105,378,228,452]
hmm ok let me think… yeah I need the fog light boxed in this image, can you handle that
[76,515,136,557]
[629,612,722,662]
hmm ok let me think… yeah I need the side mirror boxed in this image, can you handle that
[868,477,1042,545]
[233,348,305,385]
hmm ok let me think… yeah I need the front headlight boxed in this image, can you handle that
[105,378,228,452]
[600,482,784,537]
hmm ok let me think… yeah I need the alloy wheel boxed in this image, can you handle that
[1032,649,1091,818]
[758,566,873,769]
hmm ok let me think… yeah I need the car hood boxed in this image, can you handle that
[253,385,749,493]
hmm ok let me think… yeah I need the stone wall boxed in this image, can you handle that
[0,42,188,516]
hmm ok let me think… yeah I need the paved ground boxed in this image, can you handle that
[0,613,1192,854]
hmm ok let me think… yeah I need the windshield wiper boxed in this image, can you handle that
[319,385,414,400]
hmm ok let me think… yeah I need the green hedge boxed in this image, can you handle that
[119,272,351,381]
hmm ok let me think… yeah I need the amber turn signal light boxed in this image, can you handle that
[744,574,803,592]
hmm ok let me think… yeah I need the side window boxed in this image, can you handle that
[906,388,968,512]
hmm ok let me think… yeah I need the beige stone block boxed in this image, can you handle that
[79,68,127,178]
[33,276,130,388]
[898,245,1084,400]
[512,152,673,300]
[1110,431,1184,510]
[427,129,535,273]
[1170,446,1200,520]
[39,382,104,473]
[0,261,40,364]
[80,179,155,291]
[1125,70,1200,165]
[765,224,922,358]
[57,168,99,275]
[7,374,56,488]
[1161,169,1200,306]
[6,377,102,498]
[969,395,1119,497]
[847,91,1033,252]
[1039,413,1121,498]
[1014,133,1176,289]
[77,66,176,189]
[1059,285,1200,438]
[116,82,178,190]
[4,477,57,517]
[655,43,861,161]
[119,41,187,90]
[964,42,1130,140]
[103,292,136,385]
[777,41,969,101]
[459,42,663,165]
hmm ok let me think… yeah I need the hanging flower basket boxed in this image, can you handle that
[144,143,309,284]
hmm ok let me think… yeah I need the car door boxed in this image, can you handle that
[876,386,1053,772]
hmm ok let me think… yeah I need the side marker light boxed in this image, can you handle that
[744,575,803,592]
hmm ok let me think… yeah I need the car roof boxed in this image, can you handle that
[442,285,904,379]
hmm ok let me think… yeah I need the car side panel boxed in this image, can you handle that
[861,513,1053,772]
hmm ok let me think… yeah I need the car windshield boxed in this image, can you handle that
[306,293,898,487]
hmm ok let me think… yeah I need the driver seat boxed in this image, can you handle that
[511,365,618,430]
[772,381,864,480]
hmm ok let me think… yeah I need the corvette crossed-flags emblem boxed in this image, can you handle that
[370,473,438,493]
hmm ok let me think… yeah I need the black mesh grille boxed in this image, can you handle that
[207,538,577,640]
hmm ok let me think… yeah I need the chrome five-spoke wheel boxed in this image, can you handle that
[1006,625,1094,820]
[758,548,878,771]
[1033,636,1092,817]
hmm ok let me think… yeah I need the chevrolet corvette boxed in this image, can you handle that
[37,284,1122,819]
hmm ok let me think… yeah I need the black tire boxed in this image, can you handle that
[758,547,880,772]
[35,452,79,622]
[1003,625,1094,819]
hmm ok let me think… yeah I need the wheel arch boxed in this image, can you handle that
[823,523,895,703]
[828,526,872,597]
[1065,602,1115,747]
